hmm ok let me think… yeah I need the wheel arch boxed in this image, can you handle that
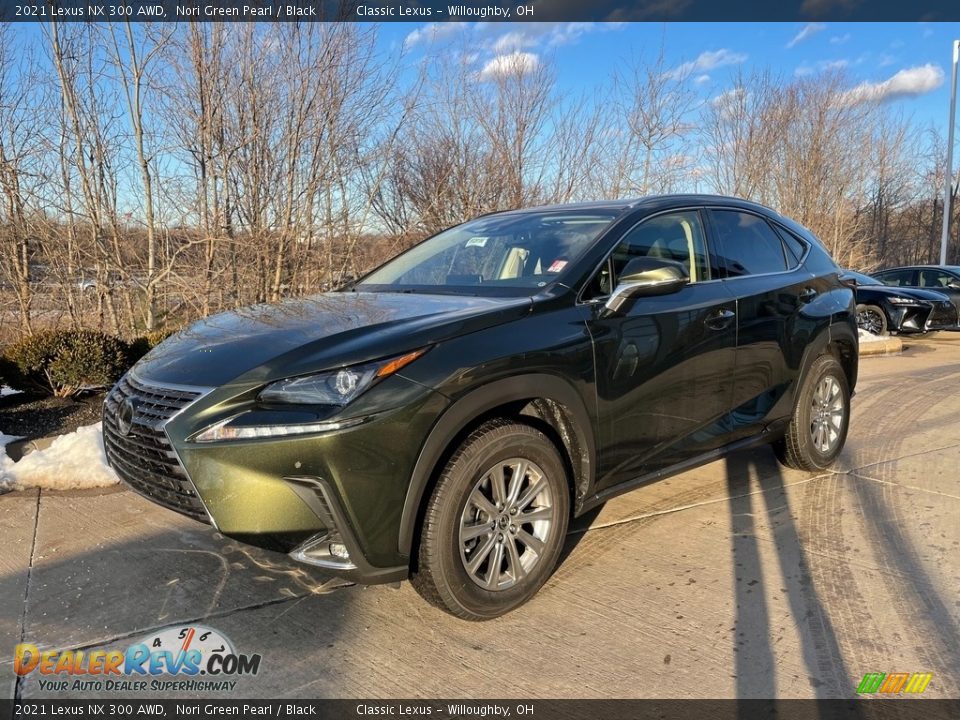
[827,318,859,392]
[398,374,596,559]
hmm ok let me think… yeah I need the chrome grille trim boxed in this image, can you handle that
[103,373,214,523]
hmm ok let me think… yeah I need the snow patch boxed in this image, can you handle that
[1,385,22,397]
[858,329,887,343]
[0,423,119,492]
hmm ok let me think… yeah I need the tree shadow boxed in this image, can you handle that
[726,449,852,710]
[852,476,960,696]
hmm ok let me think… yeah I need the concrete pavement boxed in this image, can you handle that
[2,334,958,699]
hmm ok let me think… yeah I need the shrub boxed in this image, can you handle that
[3,330,130,397]
[126,327,176,364]
[0,354,21,390]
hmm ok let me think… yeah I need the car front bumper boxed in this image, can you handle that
[925,300,960,331]
[104,370,449,584]
[889,304,933,334]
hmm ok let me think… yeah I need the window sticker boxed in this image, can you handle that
[547,259,568,273]
[465,237,488,248]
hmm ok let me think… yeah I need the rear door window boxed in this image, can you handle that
[709,210,788,277]
[875,269,916,287]
[918,269,960,289]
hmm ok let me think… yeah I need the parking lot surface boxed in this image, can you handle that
[2,334,959,699]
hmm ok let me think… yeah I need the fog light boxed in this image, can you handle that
[329,542,350,560]
[290,532,357,570]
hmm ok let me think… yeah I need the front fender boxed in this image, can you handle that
[397,373,597,558]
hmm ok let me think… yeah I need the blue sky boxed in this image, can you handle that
[383,21,960,130]
[10,21,959,129]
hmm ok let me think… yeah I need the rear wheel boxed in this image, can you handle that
[775,354,850,471]
[856,303,887,336]
[411,420,570,620]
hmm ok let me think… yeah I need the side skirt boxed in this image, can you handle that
[579,426,785,514]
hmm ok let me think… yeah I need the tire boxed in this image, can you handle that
[775,354,851,471]
[411,419,570,620]
[856,303,888,336]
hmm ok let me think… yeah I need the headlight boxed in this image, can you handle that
[259,348,427,405]
[888,296,919,305]
[192,414,368,442]
[190,348,428,443]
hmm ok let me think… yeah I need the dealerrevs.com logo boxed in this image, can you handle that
[14,625,261,693]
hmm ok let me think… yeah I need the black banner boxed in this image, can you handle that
[3,0,960,22]
[4,700,960,720]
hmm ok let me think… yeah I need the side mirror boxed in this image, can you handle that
[947,280,960,290]
[604,257,689,315]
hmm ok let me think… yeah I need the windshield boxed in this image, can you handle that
[844,270,881,286]
[357,210,619,296]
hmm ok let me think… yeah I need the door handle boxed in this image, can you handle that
[799,287,818,303]
[705,308,736,330]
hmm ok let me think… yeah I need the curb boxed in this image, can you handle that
[859,336,903,356]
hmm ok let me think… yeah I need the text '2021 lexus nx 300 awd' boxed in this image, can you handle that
[104,195,857,619]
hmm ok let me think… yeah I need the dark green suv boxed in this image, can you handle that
[104,195,857,619]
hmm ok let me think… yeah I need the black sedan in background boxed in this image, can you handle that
[871,265,960,315]
[842,270,957,335]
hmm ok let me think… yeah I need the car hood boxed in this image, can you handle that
[134,292,532,388]
[860,285,950,302]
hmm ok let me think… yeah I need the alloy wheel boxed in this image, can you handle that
[857,307,885,335]
[458,459,556,591]
[810,375,845,454]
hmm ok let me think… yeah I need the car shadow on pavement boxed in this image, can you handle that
[0,514,353,700]
[725,449,851,704]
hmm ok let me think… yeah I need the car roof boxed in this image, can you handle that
[487,194,779,218]
[877,265,960,272]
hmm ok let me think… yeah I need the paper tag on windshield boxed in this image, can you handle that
[547,260,568,273]
[465,236,488,248]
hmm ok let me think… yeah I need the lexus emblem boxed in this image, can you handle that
[117,396,139,437]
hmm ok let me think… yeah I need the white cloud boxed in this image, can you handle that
[694,74,711,85]
[787,23,826,49]
[795,58,849,76]
[478,51,540,81]
[492,31,538,53]
[548,22,624,46]
[487,22,623,54]
[666,49,747,80]
[840,64,944,105]
[712,87,745,104]
[403,22,469,49]
[830,33,851,45]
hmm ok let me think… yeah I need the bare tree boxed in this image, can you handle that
[593,47,698,198]
[0,24,39,334]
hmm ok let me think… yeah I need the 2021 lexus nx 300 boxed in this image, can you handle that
[104,195,857,619]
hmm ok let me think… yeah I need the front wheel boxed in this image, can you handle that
[411,420,570,620]
[775,354,851,471]
[856,303,888,336]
